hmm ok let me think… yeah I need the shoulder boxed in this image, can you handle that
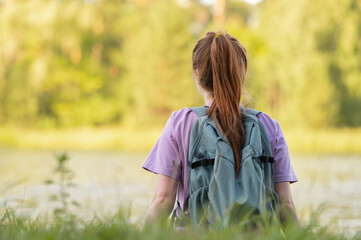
[171,107,198,120]
[169,107,198,126]
[255,111,280,138]
[253,110,285,155]
[168,107,199,138]
[255,111,297,183]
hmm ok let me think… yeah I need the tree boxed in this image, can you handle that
[253,0,361,128]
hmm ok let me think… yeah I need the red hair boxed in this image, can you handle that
[192,32,248,175]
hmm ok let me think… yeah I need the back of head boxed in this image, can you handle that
[192,31,248,175]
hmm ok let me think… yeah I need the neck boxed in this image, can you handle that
[203,91,214,104]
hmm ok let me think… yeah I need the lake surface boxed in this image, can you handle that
[0,149,360,236]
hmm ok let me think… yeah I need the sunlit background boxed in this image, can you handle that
[0,0,360,237]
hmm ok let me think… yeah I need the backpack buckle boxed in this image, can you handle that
[259,155,274,164]
[190,158,215,169]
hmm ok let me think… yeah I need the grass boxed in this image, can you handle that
[0,126,163,151]
[0,206,356,240]
[0,126,360,153]
[285,128,361,154]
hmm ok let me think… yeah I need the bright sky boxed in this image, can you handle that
[242,0,263,4]
[200,0,263,5]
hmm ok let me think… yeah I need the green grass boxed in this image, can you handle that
[0,206,356,240]
[0,126,360,153]
[284,127,361,154]
[0,126,163,151]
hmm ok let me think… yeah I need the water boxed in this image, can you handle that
[291,154,361,236]
[0,149,360,236]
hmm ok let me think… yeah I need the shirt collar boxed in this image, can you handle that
[205,100,213,107]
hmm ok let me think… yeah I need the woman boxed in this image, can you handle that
[143,31,300,226]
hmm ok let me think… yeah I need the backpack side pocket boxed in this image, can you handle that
[188,186,211,227]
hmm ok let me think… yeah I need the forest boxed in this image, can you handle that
[0,0,360,151]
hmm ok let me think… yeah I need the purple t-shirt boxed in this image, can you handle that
[143,102,298,212]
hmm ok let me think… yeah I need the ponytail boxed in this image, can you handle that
[192,32,248,175]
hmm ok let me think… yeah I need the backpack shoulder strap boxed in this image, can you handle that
[258,119,273,157]
[190,106,209,117]
[243,108,273,157]
[190,106,272,156]
[190,106,225,138]
[243,107,261,117]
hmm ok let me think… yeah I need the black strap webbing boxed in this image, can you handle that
[191,159,215,169]
[259,155,274,164]
[190,156,273,169]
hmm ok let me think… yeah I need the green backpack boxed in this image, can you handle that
[188,106,279,228]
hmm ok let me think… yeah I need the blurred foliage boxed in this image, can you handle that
[249,0,361,128]
[0,0,360,129]
[0,204,352,240]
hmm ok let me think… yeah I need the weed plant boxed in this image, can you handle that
[44,153,80,221]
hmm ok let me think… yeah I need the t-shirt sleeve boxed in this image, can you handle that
[142,113,182,180]
[258,113,298,183]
